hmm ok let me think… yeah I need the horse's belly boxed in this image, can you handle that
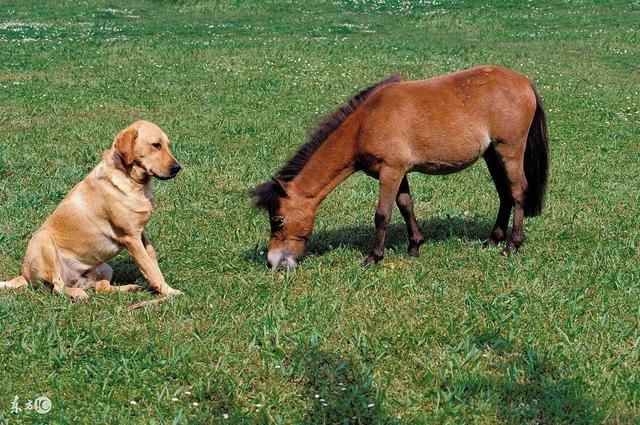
[410,132,490,175]
[411,157,478,175]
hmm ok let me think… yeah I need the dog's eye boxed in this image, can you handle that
[152,142,162,150]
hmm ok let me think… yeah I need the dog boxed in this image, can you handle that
[0,120,183,300]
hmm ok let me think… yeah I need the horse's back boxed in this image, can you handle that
[356,66,537,174]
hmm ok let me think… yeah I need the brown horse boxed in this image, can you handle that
[251,66,549,269]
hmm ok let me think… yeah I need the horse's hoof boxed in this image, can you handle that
[363,255,382,267]
[408,246,421,257]
[485,236,507,247]
[483,238,497,247]
[501,244,519,257]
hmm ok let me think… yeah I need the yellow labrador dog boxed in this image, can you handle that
[0,120,182,300]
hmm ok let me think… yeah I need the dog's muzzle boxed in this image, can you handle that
[155,162,182,180]
[169,162,182,177]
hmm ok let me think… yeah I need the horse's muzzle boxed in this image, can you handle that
[267,249,298,270]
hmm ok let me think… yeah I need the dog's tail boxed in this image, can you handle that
[0,276,28,290]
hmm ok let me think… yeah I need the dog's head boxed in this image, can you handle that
[112,120,181,182]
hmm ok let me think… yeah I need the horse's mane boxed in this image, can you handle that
[251,74,402,212]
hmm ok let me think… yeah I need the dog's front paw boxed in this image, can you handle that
[163,287,183,297]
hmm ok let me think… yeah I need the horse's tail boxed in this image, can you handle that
[523,85,549,217]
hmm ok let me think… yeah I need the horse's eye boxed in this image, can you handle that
[270,216,284,231]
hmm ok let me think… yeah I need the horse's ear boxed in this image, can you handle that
[271,177,287,197]
[114,127,138,166]
[249,178,287,211]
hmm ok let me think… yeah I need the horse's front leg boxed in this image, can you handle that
[364,166,405,265]
[396,175,424,257]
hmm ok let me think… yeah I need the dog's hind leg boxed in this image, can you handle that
[0,275,29,290]
[91,263,141,294]
[43,271,88,300]
[47,270,88,300]
[25,230,88,300]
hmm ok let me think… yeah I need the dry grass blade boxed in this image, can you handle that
[128,296,170,311]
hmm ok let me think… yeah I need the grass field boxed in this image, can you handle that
[1,0,639,423]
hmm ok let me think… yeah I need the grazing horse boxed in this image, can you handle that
[251,66,549,269]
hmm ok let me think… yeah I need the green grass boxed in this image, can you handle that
[1,0,639,423]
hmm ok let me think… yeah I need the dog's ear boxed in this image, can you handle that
[114,127,138,166]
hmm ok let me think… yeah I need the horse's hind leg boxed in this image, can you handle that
[365,166,405,265]
[483,144,514,245]
[494,142,528,255]
[396,175,424,257]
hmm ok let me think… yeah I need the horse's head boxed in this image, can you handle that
[250,178,314,270]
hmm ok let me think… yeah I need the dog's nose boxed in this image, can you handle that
[170,162,182,175]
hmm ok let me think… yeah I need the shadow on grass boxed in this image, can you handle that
[110,256,143,285]
[241,215,493,265]
[287,347,389,424]
[308,215,493,257]
[442,342,605,424]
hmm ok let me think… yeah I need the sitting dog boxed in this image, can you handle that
[0,120,183,300]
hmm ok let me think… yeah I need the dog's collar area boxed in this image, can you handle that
[113,157,151,186]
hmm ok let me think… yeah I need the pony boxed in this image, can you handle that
[251,66,548,269]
